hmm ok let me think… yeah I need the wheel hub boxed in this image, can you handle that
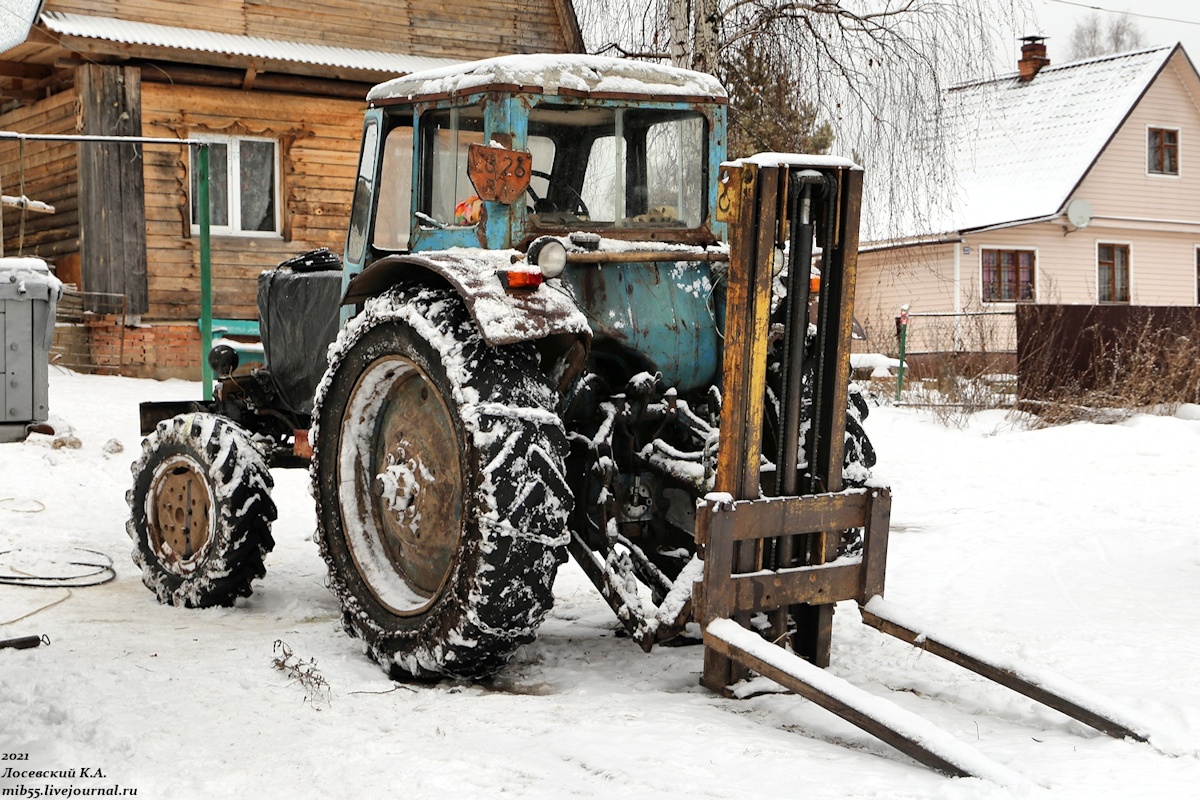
[147,455,213,574]
[341,354,463,616]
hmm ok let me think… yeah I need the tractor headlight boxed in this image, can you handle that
[528,236,567,279]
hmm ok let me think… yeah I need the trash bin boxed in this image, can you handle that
[1,257,63,443]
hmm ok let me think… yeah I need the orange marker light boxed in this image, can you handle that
[501,269,543,290]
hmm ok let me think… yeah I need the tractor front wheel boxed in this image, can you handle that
[127,413,276,606]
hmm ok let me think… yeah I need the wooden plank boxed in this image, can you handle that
[860,602,1152,743]
[718,492,870,542]
[859,489,891,601]
[700,618,1032,782]
[77,64,147,314]
[704,618,1029,785]
[729,561,862,613]
[697,505,736,694]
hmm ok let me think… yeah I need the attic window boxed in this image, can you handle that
[1148,128,1179,176]
[981,248,1035,303]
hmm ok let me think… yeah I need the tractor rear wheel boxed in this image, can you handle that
[311,284,571,680]
[127,413,276,607]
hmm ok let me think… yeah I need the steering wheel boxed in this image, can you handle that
[528,169,590,219]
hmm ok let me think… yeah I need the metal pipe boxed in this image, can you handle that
[0,131,205,145]
[564,249,728,264]
[198,144,213,401]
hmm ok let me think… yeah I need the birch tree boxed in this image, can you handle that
[1067,13,1145,61]
[580,0,1033,237]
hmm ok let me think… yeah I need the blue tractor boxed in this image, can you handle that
[129,54,875,680]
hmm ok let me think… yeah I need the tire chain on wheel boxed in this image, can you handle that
[127,413,277,607]
[311,284,571,680]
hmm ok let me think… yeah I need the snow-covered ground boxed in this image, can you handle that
[2,370,1198,798]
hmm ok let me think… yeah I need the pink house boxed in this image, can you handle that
[856,40,1200,358]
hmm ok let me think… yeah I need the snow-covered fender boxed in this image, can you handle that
[342,250,591,389]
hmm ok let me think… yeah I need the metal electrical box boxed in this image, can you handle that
[1,258,62,443]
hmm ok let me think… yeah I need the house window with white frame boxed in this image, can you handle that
[190,135,280,235]
[1148,127,1179,175]
[1098,243,1130,303]
[981,248,1035,302]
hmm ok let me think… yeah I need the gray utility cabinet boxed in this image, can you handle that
[1,258,62,443]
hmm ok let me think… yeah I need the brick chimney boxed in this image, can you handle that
[1019,35,1050,81]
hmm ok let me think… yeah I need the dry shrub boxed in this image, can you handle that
[1018,306,1200,425]
[273,639,331,708]
[890,311,1018,427]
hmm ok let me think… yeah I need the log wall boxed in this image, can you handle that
[140,81,363,321]
[0,88,80,264]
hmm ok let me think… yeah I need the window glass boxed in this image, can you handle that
[581,135,619,222]
[421,107,486,227]
[190,136,278,235]
[191,141,229,227]
[645,116,704,225]
[525,134,557,214]
[1148,128,1179,175]
[347,120,379,262]
[240,140,277,232]
[982,248,1035,302]
[527,105,706,230]
[374,123,415,251]
[1098,243,1130,303]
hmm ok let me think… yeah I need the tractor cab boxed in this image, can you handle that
[343,54,728,273]
[341,55,732,394]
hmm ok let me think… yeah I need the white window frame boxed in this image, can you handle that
[1194,245,1200,305]
[189,133,282,237]
[1145,124,1181,179]
[978,245,1039,305]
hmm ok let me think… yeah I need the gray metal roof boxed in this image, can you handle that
[0,0,43,53]
[40,11,459,75]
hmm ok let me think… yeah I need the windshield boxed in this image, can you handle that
[527,105,706,230]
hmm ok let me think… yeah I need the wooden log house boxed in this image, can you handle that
[0,0,582,377]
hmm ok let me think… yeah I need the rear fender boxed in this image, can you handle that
[344,252,591,387]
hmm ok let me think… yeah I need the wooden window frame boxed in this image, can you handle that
[189,133,282,238]
[980,247,1036,303]
[1097,242,1131,304]
[1147,126,1180,177]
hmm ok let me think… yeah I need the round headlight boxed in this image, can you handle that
[528,237,568,279]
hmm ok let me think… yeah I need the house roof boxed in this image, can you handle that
[890,44,1185,240]
[37,11,459,76]
[0,0,41,52]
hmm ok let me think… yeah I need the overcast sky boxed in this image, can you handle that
[1011,0,1200,69]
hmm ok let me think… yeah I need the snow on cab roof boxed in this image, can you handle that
[936,44,1177,236]
[368,54,727,103]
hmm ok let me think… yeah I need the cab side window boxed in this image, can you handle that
[374,122,415,251]
[419,107,486,228]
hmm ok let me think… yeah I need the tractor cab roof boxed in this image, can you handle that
[368,53,728,106]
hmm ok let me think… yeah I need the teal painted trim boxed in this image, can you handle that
[209,319,259,337]
[198,144,213,401]
[709,103,728,241]
[342,109,386,328]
